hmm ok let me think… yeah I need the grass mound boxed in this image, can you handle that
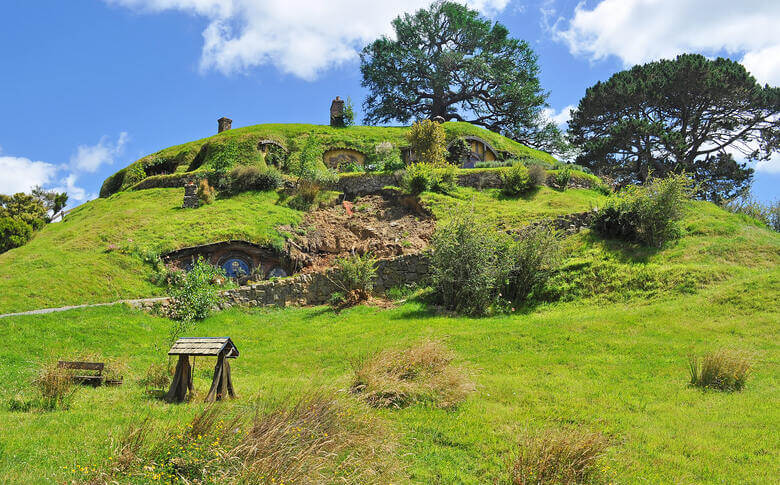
[88,392,398,484]
[689,349,752,392]
[511,429,611,485]
[350,339,474,409]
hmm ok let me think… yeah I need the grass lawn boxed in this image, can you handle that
[0,189,301,314]
[0,264,777,483]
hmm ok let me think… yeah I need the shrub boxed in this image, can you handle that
[351,339,474,409]
[343,96,356,126]
[408,119,447,165]
[446,138,470,165]
[228,165,283,193]
[431,163,457,194]
[33,360,76,410]
[402,162,435,195]
[288,181,321,211]
[504,224,562,303]
[551,166,572,190]
[501,163,535,196]
[528,164,548,187]
[168,256,225,327]
[430,210,510,315]
[382,151,405,172]
[0,216,33,254]
[474,160,512,168]
[197,179,215,205]
[689,349,751,391]
[511,429,610,485]
[122,164,147,189]
[89,392,398,484]
[330,252,377,306]
[592,174,693,247]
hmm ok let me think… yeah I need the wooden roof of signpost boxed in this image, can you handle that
[168,337,239,358]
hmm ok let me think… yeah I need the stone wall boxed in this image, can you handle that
[132,252,430,312]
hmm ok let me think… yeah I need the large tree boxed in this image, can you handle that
[360,1,555,148]
[568,54,779,201]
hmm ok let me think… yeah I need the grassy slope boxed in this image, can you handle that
[0,205,777,483]
[0,189,301,314]
[0,186,606,314]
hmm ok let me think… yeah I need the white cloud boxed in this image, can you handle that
[0,156,59,195]
[541,104,575,128]
[50,174,89,203]
[70,132,129,173]
[105,0,510,80]
[755,154,780,174]
[554,0,780,85]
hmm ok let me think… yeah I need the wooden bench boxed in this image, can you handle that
[57,361,105,386]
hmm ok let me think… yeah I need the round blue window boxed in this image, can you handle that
[221,258,250,278]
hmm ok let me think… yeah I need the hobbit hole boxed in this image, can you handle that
[164,241,291,284]
[447,136,498,168]
[323,148,366,170]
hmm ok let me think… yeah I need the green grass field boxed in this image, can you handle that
[0,201,778,483]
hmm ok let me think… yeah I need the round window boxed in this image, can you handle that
[221,258,251,279]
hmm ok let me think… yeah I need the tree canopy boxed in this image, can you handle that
[360,1,555,149]
[568,54,779,201]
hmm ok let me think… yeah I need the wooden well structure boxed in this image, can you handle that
[166,337,239,403]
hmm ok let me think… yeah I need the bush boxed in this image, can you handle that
[551,166,572,190]
[503,224,562,303]
[168,257,225,326]
[511,429,610,485]
[592,174,693,247]
[351,339,474,409]
[528,164,548,186]
[430,210,510,315]
[288,181,321,211]
[138,363,171,391]
[431,164,457,194]
[402,162,436,195]
[501,163,535,196]
[408,119,447,165]
[446,138,470,165]
[330,252,377,305]
[689,349,751,391]
[228,165,283,193]
[0,216,33,254]
[197,179,215,205]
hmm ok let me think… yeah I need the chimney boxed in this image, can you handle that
[218,117,232,133]
[330,97,345,127]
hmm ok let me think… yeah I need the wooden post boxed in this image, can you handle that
[165,355,193,403]
[205,351,235,402]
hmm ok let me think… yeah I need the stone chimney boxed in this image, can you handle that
[218,117,232,133]
[183,181,199,208]
[330,97,345,127]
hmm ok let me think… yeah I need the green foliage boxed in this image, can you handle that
[123,164,147,190]
[431,164,457,194]
[31,186,68,219]
[722,195,780,232]
[511,429,610,485]
[0,192,48,230]
[429,210,510,315]
[343,97,356,126]
[402,163,436,195]
[568,53,778,202]
[592,174,694,247]
[689,349,751,392]
[100,168,127,197]
[501,163,535,196]
[167,257,225,328]
[446,138,470,165]
[360,1,550,143]
[331,253,377,297]
[407,120,447,166]
[0,217,33,254]
[527,163,548,187]
[503,224,562,303]
[290,135,324,181]
[551,166,572,191]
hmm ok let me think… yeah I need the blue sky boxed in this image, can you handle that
[1,0,778,206]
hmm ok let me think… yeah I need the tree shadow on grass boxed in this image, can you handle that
[493,186,541,202]
[581,230,661,264]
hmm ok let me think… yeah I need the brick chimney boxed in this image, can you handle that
[218,117,232,133]
[330,97,345,127]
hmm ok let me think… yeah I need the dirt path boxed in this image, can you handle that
[0,297,169,319]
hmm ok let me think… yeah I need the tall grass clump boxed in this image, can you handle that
[87,393,398,484]
[722,195,780,232]
[592,173,693,247]
[227,165,283,194]
[511,429,610,485]
[7,359,77,412]
[197,179,215,205]
[429,210,509,315]
[689,349,752,391]
[351,339,474,409]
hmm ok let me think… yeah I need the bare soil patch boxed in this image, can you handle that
[283,194,435,271]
